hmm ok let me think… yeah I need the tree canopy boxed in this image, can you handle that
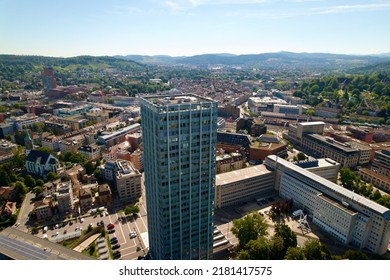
[231,211,268,247]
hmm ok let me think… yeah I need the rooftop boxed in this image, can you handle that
[216,164,272,185]
[267,155,390,219]
[299,121,326,126]
[142,94,215,106]
[306,134,358,153]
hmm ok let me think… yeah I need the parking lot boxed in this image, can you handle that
[36,202,149,260]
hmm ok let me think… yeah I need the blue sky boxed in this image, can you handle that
[0,0,389,57]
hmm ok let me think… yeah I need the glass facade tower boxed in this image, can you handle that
[141,94,217,260]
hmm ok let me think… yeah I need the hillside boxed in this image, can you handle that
[0,55,147,90]
[116,52,390,72]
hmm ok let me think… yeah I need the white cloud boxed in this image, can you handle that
[311,3,390,15]
[163,0,267,11]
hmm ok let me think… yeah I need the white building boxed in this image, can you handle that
[265,155,390,255]
[25,150,62,178]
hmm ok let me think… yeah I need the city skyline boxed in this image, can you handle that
[1,0,390,57]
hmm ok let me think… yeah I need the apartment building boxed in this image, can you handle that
[216,152,245,174]
[115,160,142,204]
[56,181,74,214]
[78,144,101,160]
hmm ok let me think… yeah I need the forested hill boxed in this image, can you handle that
[0,55,147,90]
[348,61,390,74]
[116,52,390,72]
[0,55,143,69]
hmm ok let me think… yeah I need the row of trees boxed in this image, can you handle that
[230,211,369,260]
[339,167,390,208]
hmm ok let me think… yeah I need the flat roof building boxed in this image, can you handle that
[265,155,390,255]
[215,165,274,208]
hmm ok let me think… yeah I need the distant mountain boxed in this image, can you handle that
[115,52,390,71]
[115,54,184,65]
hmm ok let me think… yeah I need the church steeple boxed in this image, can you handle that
[24,129,33,155]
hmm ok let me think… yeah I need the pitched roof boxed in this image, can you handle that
[26,150,56,165]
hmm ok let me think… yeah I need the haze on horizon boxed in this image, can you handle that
[1,0,389,58]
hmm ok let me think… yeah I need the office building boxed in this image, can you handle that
[265,155,390,255]
[215,164,274,208]
[295,158,340,183]
[372,149,390,177]
[141,94,217,260]
[302,134,367,168]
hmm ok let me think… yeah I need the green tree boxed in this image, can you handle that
[24,174,36,189]
[370,189,382,201]
[377,194,390,208]
[14,181,28,204]
[296,152,306,161]
[0,167,12,186]
[93,169,103,182]
[302,240,332,260]
[285,247,305,260]
[236,250,251,260]
[239,236,271,260]
[36,179,44,187]
[274,224,297,251]
[124,205,140,216]
[47,172,58,182]
[231,211,268,247]
[269,235,285,260]
[358,182,373,197]
[343,250,368,260]
[339,167,358,190]
[32,186,43,198]
[84,161,95,175]
[32,122,45,133]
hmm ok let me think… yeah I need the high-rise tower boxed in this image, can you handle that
[42,67,57,91]
[141,94,217,260]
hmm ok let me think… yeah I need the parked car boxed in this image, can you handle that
[110,237,118,243]
[108,229,115,234]
[111,244,120,250]
[113,251,121,259]
[107,223,115,230]
[129,232,137,238]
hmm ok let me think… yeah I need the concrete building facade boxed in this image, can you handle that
[265,155,390,255]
